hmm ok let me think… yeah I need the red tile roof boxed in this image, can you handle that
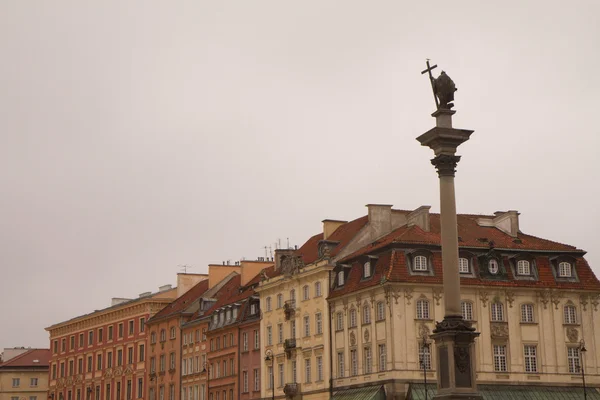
[0,349,51,368]
[149,279,210,323]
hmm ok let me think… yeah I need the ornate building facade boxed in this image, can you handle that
[46,286,177,400]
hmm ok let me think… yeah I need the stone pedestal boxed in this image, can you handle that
[417,109,481,399]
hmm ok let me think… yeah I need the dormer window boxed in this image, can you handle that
[250,304,257,315]
[414,256,428,271]
[338,270,345,286]
[233,307,238,320]
[458,258,469,274]
[364,262,372,278]
[517,260,531,276]
[226,309,231,320]
[559,262,572,277]
[488,259,499,275]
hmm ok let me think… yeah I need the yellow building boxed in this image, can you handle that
[0,348,50,400]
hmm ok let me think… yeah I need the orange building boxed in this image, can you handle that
[46,286,177,400]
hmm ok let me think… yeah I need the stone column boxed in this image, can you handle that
[416,108,482,400]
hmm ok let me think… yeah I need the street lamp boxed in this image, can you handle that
[201,362,211,400]
[265,350,275,400]
[420,335,430,400]
[579,340,587,400]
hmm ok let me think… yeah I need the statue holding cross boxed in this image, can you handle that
[422,60,458,110]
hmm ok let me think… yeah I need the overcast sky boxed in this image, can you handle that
[1,1,598,350]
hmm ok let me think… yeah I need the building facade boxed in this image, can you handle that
[0,348,50,400]
[46,286,177,400]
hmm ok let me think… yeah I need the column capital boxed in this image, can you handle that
[431,154,461,177]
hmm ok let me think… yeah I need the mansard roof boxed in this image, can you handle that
[148,279,210,323]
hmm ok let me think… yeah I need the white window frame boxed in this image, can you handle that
[521,304,534,323]
[302,285,309,301]
[317,356,323,381]
[336,312,344,331]
[303,315,310,337]
[363,305,371,324]
[276,294,283,309]
[416,299,430,320]
[315,313,322,335]
[337,352,345,378]
[314,281,322,297]
[304,359,311,383]
[376,302,385,321]
[493,344,507,372]
[349,308,357,327]
[461,301,474,321]
[364,262,371,278]
[419,344,431,370]
[364,346,372,374]
[350,349,358,376]
[524,345,537,373]
[413,255,428,271]
[564,305,577,324]
[488,259,499,274]
[338,271,345,286]
[266,297,271,312]
[458,257,469,273]
[567,347,581,373]
[491,302,504,322]
[378,344,387,372]
[559,262,572,277]
[517,260,531,276]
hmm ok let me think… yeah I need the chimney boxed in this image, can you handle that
[322,219,347,240]
[158,284,173,292]
[366,204,393,236]
[240,260,274,286]
[274,248,295,271]
[477,210,520,237]
[111,298,132,306]
[407,205,431,232]
[138,292,152,298]
[208,264,241,289]
[176,273,208,297]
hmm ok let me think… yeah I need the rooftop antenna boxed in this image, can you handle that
[268,246,273,258]
[278,238,281,249]
[179,264,192,274]
[264,246,268,259]
[287,237,290,249]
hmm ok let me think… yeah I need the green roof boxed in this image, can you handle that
[409,383,600,400]
[333,385,385,400]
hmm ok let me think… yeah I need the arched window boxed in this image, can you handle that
[461,301,474,321]
[416,299,430,320]
[564,304,577,324]
[314,281,322,297]
[336,312,344,331]
[302,285,310,301]
[265,297,272,312]
[338,271,345,286]
[458,257,470,273]
[488,259,499,275]
[414,255,428,271]
[276,294,283,309]
[559,262,572,277]
[376,302,385,321]
[289,289,296,307]
[521,303,535,323]
[517,260,531,276]
[160,329,166,342]
[363,305,371,324]
[349,308,357,327]
[364,262,372,278]
[150,332,157,344]
[490,302,504,322]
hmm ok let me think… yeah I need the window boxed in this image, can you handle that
[315,313,323,334]
[169,385,174,400]
[491,302,504,322]
[376,302,385,321]
[202,328,207,341]
[242,371,248,392]
[129,320,134,335]
[254,330,259,349]
[170,327,176,339]
[108,326,113,341]
[524,345,537,373]
[305,359,311,383]
[159,354,165,372]
[267,326,272,346]
[87,356,92,372]
[459,257,469,273]
[488,259,499,275]
[107,351,113,368]
[170,353,175,370]
[493,344,507,372]
[364,261,372,278]
[336,312,344,331]
[267,366,273,389]
[416,299,430,320]
[62,338,66,352]
[564,304,577,324]
[363,305,371,324]
[303,315,310,337]
[291,360,297,383]
[52,363,57,379]
[517,260,531,276]
[567,347,581,373]
[289,289,296,308]
[12,378,20,387]
[337,270,345,286]
[461,301,474,321]
[243,332,248,351]
[413,255,428,271]
[254,368,260,391]
[349,308,357,327]
[79,334,84,347]
[364,346,372,374]
[97,354,102,370]
[559,262,572,277]
[77,358,83,374]
[140,318,145,332]
[378,344,387,372]
[315,281,322,297]
[98,329,103,343]
[88,331,94,346]
[250,303,258,315]
[276,294,283,309]
[117,349,123,366]
[160,329,166,342]
[291,320,296,338]
[521,304,535,323]
[317,356,323,381]
[118,323,124,338]
[337,352,345,378]
[70,335,75,349]
[277,323,283,344]
[128,347,134,364]
[139,344,145,362]
[266,297,272,311]
[150,357,156,373]
[350,349,358,376]
[419,344,431,370]
[302,285,309,300]
[278,364,284,387]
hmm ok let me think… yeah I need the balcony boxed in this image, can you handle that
[284,339,296,359]
[284,301,296,320]
[284,383,300,398]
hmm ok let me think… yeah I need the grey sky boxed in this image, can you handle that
[1,1,598,350]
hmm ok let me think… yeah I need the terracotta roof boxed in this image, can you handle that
[0,349,51,368]
[149,280,210,323]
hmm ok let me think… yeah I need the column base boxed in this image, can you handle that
[430,316,481,400]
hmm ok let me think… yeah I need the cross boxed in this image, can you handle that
[421,59,439,109]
